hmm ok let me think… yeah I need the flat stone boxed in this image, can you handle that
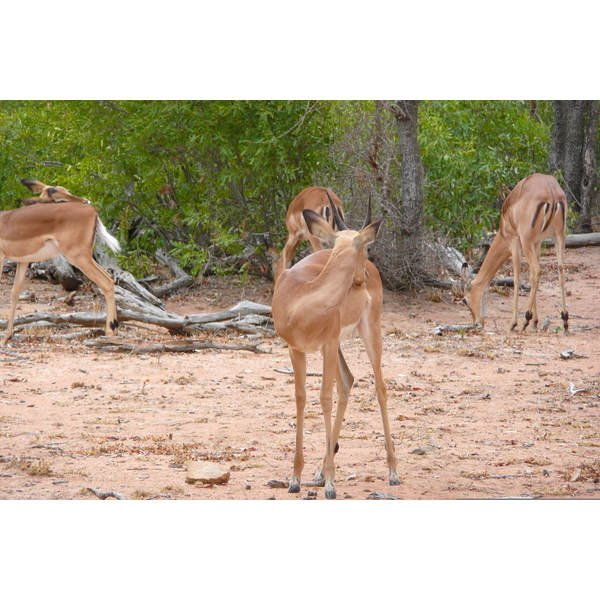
[186,461,230,485]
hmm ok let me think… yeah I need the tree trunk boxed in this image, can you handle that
[564,100,586,216]
[579,100,599,233]
[550,100,567,173]
[391,100,427,283]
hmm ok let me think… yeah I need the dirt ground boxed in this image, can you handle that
[1,246,599,501]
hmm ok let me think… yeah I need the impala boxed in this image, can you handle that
[269,186,346,283]
[462,173,568,333]
[0,202,120,346]
[20,178,90,205]
[272,192,399,499]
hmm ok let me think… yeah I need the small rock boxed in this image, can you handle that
[185,461,231,485]
[410,446,437,455]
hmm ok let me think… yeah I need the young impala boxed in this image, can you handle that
[462,173,568,333]
[268,186,346,283]
[272,192,399,499]
[1,202,120,346]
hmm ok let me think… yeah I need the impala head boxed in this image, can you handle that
[20,179,90,206]
[303,192,382,287]
[460,261,486,327]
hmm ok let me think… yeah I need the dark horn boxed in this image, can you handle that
[361,194,373,230]
[326,190,347,231]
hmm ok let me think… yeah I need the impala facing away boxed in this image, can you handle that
[268,186,346,283]
[0,202,120,346]
[272,193,399,499]
[20,178,90,205]
[462,173,568,333]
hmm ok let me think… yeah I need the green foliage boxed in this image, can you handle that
[0,100,569,286]
[419,100,552,249]
[0,100,333,277]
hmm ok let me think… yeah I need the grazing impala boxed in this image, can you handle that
[0,202,120,346]
[269,186,346,283]
[462,173,568,333]
[272,192,399,499]
[20,178,90,205]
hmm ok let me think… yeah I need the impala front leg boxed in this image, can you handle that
[320,343,339,499]
[2,262,29,347]
[288,347,306,494]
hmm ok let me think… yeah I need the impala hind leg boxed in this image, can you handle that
[555,235,569,333]
[359,320,400,486]
[2,262,29,346]
[522,241,541,331]
[288,348,307,494]
[314,348,354,485]
[66,253,118,336]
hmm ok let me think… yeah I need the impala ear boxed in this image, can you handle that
[21,178,47,193]
[303,209,337,247]
[461,262,473,284]
[357,217,383,246]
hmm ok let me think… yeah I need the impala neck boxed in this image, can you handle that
[471,232,511,291]
[465,231,511,326]
[312,242,365,306]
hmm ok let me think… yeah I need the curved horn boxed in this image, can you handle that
[326,190,347,231]
[361,194,373,230]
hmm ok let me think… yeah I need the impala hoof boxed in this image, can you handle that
[325,483,337,500]
[390,474,401,486]
[288,483,301,494]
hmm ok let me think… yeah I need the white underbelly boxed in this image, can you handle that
[5,240,61,263]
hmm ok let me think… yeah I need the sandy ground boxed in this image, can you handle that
[1,246,599,501]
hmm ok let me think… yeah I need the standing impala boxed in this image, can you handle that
[269,186,346,283]
[272,193,399,499]
[0,202,120,346]
[462,173,568,333]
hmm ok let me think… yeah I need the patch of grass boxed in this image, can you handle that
[71,381,102,390]
[162,485,184,494]
[422,406,446,414]
[536,485,575,497]
[10,458,53,476]
[131,489,152,500]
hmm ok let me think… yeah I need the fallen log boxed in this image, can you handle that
[2,300,274,339]
[545,232,600,248]
[83,337,270,354]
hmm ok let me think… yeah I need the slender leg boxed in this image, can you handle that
[64,252,118,336]
[522,241,541,331]
[359,319,400,486]
[555,234,569,333]
[288,347,306,494]
[314,348,353,484]
[320,342,340,499]
[2,261,29,346]
[509,239,522,332]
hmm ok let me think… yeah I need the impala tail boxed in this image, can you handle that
[96,218,121,253]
